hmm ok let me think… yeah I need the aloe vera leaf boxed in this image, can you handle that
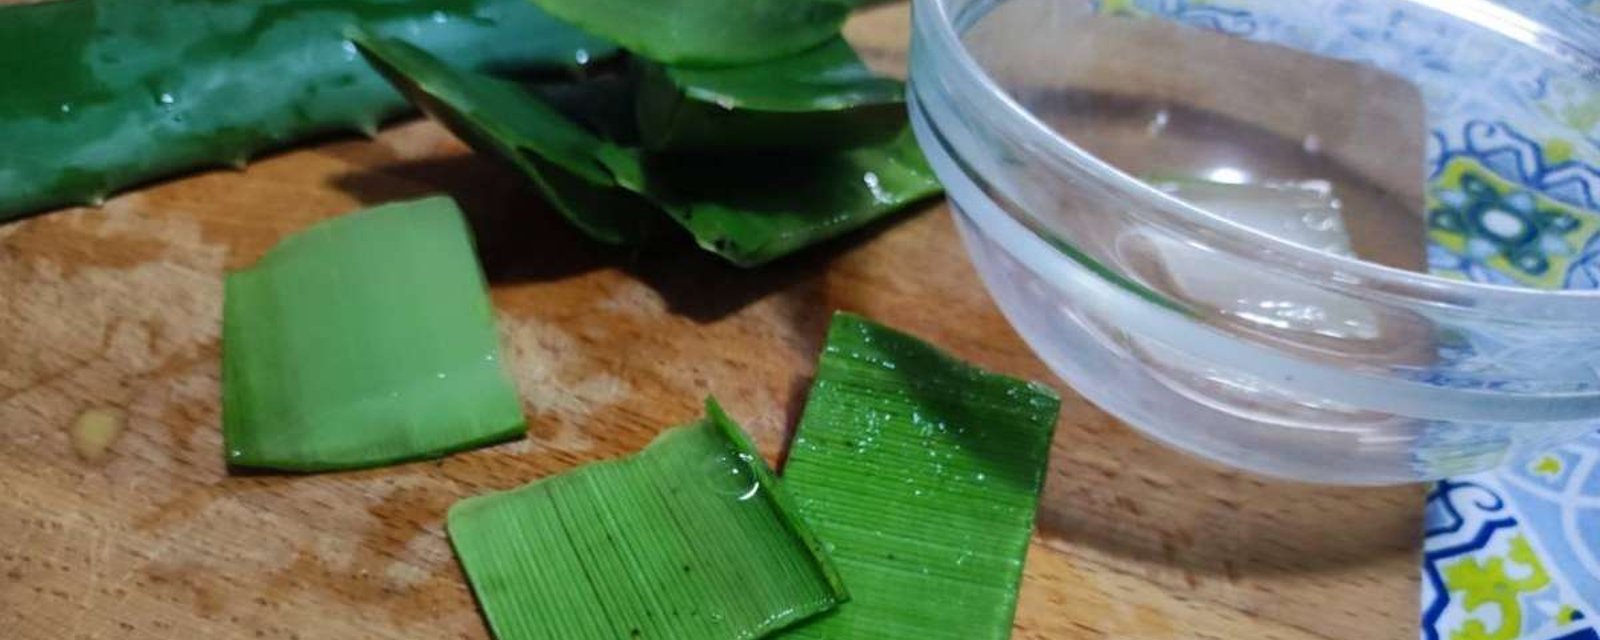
[635,130,942,266]
[447,398,848,640]
[534,75,644,145]
[223,196,524,472]
[358,40,942,265]
[527,0,852,66]
[354,34,662,244]
[636,39,908,152]
[0,0,613,223]
[778,313,1062,639]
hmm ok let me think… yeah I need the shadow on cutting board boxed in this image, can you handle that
[329,153,915,324]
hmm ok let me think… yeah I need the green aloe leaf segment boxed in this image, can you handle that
[635,38,907,152]
[447,398,849,640]
[779,313,1061,639]
[223,196,525,472]
[526,0,852,66]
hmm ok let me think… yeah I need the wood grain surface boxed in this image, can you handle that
[0,4,1422,638]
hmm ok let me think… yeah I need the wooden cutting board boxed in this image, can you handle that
[0,4,1421,638]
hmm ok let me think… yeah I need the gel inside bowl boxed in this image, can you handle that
[908,0,1600,484]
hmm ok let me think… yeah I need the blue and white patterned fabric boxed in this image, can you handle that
[1094,1,1600,638]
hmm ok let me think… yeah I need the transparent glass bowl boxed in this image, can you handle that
[908,0,1600,484]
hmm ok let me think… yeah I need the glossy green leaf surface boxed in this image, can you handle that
[360,40,942,266]
[354,34,660,244]
[778,313,1061,639]
[638,131,942,266]
[448,398,847,640]
[655,39,902,112]
[0,0,613,223]
[636,39,907,151]
[527,0,852,66]
[223,196,524,472]
[534,75,644,145]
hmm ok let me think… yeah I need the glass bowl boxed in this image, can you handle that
[907,0,1600,484]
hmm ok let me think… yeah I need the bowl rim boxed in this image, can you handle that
[911,0,1600,316]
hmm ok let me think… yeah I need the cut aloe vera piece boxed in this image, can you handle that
[636,39,908,152]
[223,196,524,472]
[778,313,1061,639]
[639,130,941,266]
[358,38,942,265]
[0,0,612,223]
[448,398,847,640]
[354,34,661,244]
[527,0,851,66]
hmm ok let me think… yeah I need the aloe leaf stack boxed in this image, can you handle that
[359,0,942,266]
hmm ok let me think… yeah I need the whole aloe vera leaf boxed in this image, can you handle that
[354,34,661,244]
[527,0,852,66]
[778,313,1061,639]
[636,39,908,152]
[359,38,941,265]
[447,398,848,640]
[223,196,525,472]
[0,0,613,223]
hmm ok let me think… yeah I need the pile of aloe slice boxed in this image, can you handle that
[355,0,941,266]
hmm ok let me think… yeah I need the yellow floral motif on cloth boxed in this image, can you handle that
[1531,455,1563,478]
[1443,536,1551,640]
[1097,0,1140,15]
[1095,0,1230,16]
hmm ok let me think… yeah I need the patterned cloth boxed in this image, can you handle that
[1092,1,1600,638]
